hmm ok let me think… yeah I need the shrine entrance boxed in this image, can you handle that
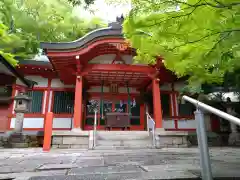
[84,95,141,131]
[41,22,168,131]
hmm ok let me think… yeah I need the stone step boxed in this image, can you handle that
[97,131,149,135]
[94,145,152,150]
[97,131,150,140]
[97,139,151,146]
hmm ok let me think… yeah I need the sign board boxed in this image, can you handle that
[109,41,131,51]
[110,84,118,94]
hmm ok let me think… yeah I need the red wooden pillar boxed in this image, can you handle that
[152,79,163,128]
[73,76,83,129]
[43,112,53,152]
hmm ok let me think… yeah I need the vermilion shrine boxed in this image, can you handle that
[0,18,220,142]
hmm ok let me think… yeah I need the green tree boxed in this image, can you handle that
[0,23,21,66]
[0,0,106,65]
[123,0,240,92]
[68,0,95,6]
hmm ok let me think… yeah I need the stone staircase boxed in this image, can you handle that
[95,131,153,149]
[50,130,189,149]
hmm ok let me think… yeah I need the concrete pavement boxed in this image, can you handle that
[0,148,239,179]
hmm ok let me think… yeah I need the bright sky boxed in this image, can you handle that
[36,0,131,61]
[78,0,131,22]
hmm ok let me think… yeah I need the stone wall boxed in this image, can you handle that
[0,134,43,148]
[51,135,89,149]
[187,132,236,146]
[155,135,190,148]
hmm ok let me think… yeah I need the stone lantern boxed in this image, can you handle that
[13,92,31,133]
[6,92,32,148]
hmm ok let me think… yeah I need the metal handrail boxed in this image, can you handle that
[146,112,156,147]
[182,95,240,180]
[183,96,240,126]
[93,110,97,149]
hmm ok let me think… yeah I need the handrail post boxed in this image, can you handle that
[195,109,213,180]
[152,125,156,147]
[182,95,240,180]
[147,113,149,134]
[146,112,156,148]
[93,110,97,149]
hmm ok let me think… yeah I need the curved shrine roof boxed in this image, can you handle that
[37,17,178,85]
[40,17,124,51]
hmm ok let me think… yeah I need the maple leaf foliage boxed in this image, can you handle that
[0,0,105,65]
[123,0,240,92]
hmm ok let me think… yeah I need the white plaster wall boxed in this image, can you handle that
[10,118,44,128]
[10,117,72,129]
[42,91,47,114]
[25,76,48,87]
[177,119,196,129]
[163,120,175,129]
[89,54,115,64]
[52,118,72,129]
[16,78,28,87]
[51,79,74,88]
[48,91,53,112]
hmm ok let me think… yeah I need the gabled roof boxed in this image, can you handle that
[40,17,124,50]
[0,55,33,87]
[18,59,52,67]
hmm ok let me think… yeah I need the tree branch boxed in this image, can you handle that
[171,0,240,8]
[169,29,240,51]
[204,32,231,58]
[141,6,198,28]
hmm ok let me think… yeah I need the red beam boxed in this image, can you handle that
[47,39,127,57]
[80,64,155,76]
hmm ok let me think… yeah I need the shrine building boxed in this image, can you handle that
[0,18,218,134]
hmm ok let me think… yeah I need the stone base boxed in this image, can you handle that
[155,130,190,148]
[187,132,225,146]
[52,131,89,149]
[71,128,84,133]
[0,133,42,148]
[10,142,29,148]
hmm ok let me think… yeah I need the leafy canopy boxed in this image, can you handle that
[0,0,105,65]
[123,0,240,92]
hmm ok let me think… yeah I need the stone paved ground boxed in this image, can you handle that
[0,147,239,179]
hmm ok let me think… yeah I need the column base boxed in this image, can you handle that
[71,128,83,133]
[155,128,165,133]
[154,128,190,148]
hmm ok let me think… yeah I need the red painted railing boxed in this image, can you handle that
[43,112,53,152]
